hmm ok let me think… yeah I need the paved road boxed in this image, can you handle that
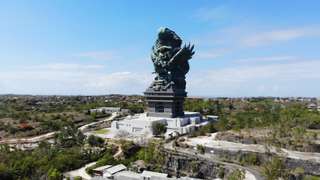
[187,133,320,163]
[64,161,97,180]
[79,112,117,132]
[0,131,56,144]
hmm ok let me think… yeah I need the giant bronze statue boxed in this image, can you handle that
[145,28,195,118]
[150,27,195,90]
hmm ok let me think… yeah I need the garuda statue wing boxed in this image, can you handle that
[168,43,195,74]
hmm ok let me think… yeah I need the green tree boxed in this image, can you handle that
[196,144,205,154]
[87,135,105,147]
[55,125,85,148]
[96,150,117,166]
[137,140,165,170]
[152,122,167,136]
[0,163,13,180]
[47,168,62,180]
[74,176,82,180]
[262,157,288,180]
[227,169,245,180]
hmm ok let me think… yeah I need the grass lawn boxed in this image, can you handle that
[93,129,109,134]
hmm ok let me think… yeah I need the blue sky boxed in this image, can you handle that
[1,0,320,97]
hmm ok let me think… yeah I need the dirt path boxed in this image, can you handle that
[0,132,56,144]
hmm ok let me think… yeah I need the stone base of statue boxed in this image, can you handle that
[144,80,186,118]
[110,111,208,138]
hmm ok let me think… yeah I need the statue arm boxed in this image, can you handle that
[168,43,194,68]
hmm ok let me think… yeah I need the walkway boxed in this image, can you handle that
[186,133,320,163]
[64,162,96,180]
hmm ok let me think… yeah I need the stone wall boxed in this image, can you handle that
[162,146,320,179]
[285,158,320,176]
[162,149,233,179]
[202,146,320,176]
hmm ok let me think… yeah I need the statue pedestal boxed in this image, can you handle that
[110,111,205,137]
[144,84,187,118]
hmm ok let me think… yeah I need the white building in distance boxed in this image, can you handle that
[90,107,129,114]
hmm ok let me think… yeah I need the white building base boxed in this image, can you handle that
[111,112,210,138]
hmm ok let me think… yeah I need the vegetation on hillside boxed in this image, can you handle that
[0,95,144,138]
[0,126,102,180]
[186,98,320,152]
[1,96,319,179]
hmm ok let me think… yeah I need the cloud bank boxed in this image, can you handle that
[1,59,320,97]
[0,63,150,95]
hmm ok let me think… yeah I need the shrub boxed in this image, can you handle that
[261,157,288,180]
[152,122,167,136]
[218,166,225,178]
[239,153,260,166]
[196,144,205,154]
[227,169,245,180]
[47,168,62,180]
[87,135,105,147]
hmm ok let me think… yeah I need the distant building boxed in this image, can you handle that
[307,103,317,111]
[206,115,219,122]
[92,164,127,178]
[141,170,168,179]
[92,165,112,177]
[91,164,201,180]
[103,164,127,178]
[90,107,122,114]
[112,171,142,180]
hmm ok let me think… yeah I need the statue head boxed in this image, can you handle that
[157,27,182,48]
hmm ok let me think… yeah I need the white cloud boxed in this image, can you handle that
[195,49,226,60]
[24,63,105,71]
[194,25,320,52]
[75,50,120,60]
[2,60,320,97]
[84,71,150,92]
[194,6,231,21]
[236,56,297,64]
[0,63,150,95]
[242,27,320,47]
[188,60,320,96]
